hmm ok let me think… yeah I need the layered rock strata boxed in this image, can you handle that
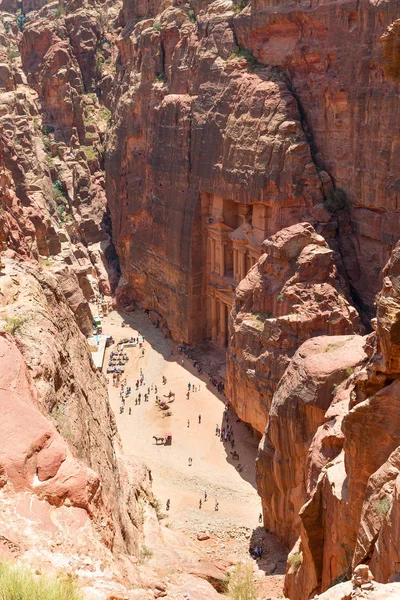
[107,0,400,340]
[226,222,362,434]
[106,0,330,342]
[255,241,400,599]
[235,0,400,317]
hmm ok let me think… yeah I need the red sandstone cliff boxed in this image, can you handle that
[1,0,400,598]
[255,241,400,599]
[226,222,362,434]
[106,0,400,341]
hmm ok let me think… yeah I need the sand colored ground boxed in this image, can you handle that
[99,309,287,597]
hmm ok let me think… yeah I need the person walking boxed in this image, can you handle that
[198,414,201,424]
[199,499,202,509]
[129,407,131,415]
[259,512,262,523]
[187,419,190,428]
[215,499,219,511]
[188,457,192,466]
[204,490,207,502]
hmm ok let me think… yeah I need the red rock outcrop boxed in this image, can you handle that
[105,0,400,338]
[106,2,330,342]
[226,222,362,434]
[254,241,400,599]
[234,0,400,317]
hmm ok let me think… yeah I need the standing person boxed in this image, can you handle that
[198,414,201,424]
[188,457,192,466]
[204,490,207,502]
[199,499,202,509]
[259,512,262,523]
[129,407,132,415]
[187,419,190,428]
[215,499,219,512]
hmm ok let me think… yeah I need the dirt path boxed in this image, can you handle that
[100,309,287,597]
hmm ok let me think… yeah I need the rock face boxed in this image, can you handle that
[257,333,367,548]
[0,261,151,557]
[235,0,400,318]
[254,241,400,599]
[106,1,329,343]
[106,0,400,340]
[226,222,362,434]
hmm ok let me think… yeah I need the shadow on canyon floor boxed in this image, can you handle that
[116,309,258,490]
[249,526,288,577]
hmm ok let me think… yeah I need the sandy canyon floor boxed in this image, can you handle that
[100,309,287,597]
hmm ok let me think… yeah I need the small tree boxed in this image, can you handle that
[225,563,258,600]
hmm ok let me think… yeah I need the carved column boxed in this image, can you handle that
[219,301,226,347]
[220,242,225,277]
[239,250,246,281]
[211,296,217,341]
[210,238,216,273]
[233,248,238,282]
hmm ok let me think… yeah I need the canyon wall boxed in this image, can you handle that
[106,0,331,343]
[0,3,155,596]
[235,0,400,318]
[226,222,362,434]
[106,0,400,343]
[255,241,400,599]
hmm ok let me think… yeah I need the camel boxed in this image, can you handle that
[153,436,165,444]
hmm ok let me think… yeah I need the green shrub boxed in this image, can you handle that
[224,563,257,600]
[42,124,54,135]
[232,0,248,13]
[40,258,53,267]
[81,145,97,161]
[323,187,352,214]
[155,71,167,83]
[288,552,303,571]
[139,545,153,563]
[99,105,111,125]
[4,315,28,335]
[0,561,83,600]
[345,366,354,377]
[54,5,65,18]
[324,341,346,353]
[376,497,391,516]
[7,49,20,61]
[16,12,26,32]
[152,21,162,31]
[152,498,167,520]
[188,8,196,22]
[228,46,263,71]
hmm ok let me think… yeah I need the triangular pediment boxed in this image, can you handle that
[208,221,234,234]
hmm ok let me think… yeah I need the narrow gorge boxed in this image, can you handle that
[0,0,399,599]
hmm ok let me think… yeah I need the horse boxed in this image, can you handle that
[153,436,165,445]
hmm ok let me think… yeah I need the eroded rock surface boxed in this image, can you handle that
[226,222,362,433]
[254,241,400,599]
